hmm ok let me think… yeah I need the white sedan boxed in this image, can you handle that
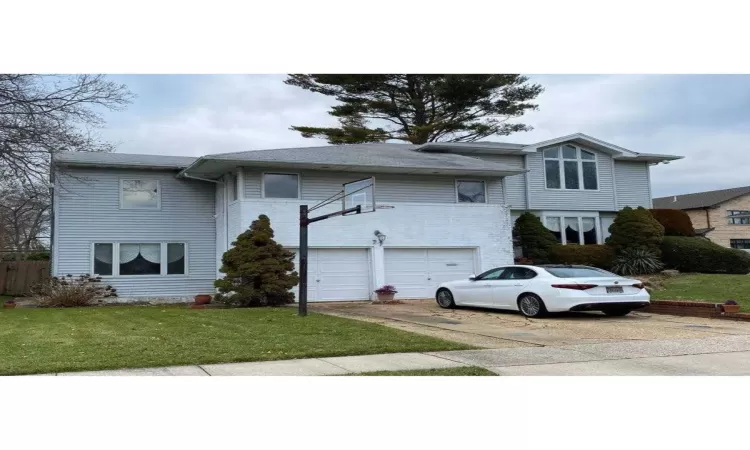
[435,264,650,318]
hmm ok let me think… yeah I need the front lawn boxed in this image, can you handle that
[650,274,750,310]
[0,307,473,375]
[345,367,497,376]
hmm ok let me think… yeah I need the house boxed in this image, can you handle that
[50,133,681,302]
[653,186,750,249]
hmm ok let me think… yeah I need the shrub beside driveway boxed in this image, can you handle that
[0,306,473,375]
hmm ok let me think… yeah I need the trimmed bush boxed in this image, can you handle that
[549,244,615,269]
[606,206,665,255]
[214,215,299,307]
[512,212,559,263]
[611,248,664,276]
[649,209,695,236]
[661,236,750,274]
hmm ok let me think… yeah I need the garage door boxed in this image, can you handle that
[291,248,371,302]
[384,248,476,299]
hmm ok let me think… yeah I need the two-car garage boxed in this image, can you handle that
[292,247,477,302]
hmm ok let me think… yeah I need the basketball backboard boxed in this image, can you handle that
[342,177,375,213]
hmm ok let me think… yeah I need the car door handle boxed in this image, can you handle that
[513,283,523,286]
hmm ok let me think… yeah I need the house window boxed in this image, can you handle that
[229,174,238,202]
[121,180,160,209]
[167,243,186,275]
[728,210,750,225]
[263,173,299,199]
[92,242,187,276]
[543,145,598,190]
[730,239,750,249]
[94,243,114,276]
[544,215,599,245]
[120,243,161,275]
[456,180,486,203]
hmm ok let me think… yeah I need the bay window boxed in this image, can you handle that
[544,215,600,245]
[544,144,598,190]
[92,242,186,276]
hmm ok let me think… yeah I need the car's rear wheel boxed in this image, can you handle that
[436,288,456,309]
[518,294,547,318]
[603,308,633,317]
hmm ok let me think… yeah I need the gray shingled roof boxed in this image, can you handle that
[53,152,197,169]
[653,186,750,210]
[205,143,519,173]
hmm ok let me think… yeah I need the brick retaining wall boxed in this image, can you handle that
[644,300,750,322]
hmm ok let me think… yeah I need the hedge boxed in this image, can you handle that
[606,206,665,255]
[649,209,695,236]
[661,236,750,274]
[513,212,559,263]
[549,244,616,269]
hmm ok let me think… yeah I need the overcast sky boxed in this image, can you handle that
[100,74,750,198]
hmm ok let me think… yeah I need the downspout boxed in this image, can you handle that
[705,208,711,228]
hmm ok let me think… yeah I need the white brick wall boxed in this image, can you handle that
[232,199,514,289]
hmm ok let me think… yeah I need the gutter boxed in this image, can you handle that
[176,156,224,184]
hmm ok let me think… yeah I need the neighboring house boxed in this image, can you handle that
[653,186,750,249]
[50,133,681,302]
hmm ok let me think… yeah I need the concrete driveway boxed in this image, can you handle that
[311,300,750,375]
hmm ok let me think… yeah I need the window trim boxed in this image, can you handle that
[541,212,602,245]
[455,179,488,204]
[730,239,750,249]
[262,172,301,199]
[90,242,189,278]
[228,173,239,203]
[727,210,750,225]
[119,179,162,210]
[542,145,599,192]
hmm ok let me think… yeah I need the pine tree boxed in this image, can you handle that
[513,212,559,263]
[285,75,543,144]
[214,215,299,307]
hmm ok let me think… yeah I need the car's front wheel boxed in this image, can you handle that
[517,293,547,318]
[436,288,456,309]
[603,308,632,317]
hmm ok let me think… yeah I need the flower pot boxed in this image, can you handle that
[3,302,16,309]
[194,294,212,305]
[376,293,395,302]
[723,304,741,313]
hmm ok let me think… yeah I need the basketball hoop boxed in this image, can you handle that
[297,177,377,317]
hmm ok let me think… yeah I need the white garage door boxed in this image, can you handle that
[384,248,476,299]
[291,248,371,302]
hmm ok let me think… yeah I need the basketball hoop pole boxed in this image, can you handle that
[298,204,361,317]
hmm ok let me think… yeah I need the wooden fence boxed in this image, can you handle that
[0,261,50,296]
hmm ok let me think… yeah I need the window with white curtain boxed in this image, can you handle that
[543,145,598,190]
[92,243,186,276]
[544,215,599,245]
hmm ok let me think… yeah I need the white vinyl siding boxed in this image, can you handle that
[55,168,216,298]
[614,161,652,209]
[527,147,616,211]
[243,170,505,204]
[471,154,527,208]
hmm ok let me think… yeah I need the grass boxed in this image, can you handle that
[0,306,473,375]
[650,273,750,310]
[343,367,497,376]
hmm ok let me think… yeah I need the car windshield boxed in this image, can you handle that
[543,267,618,278]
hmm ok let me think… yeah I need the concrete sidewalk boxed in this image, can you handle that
[37,334,750,376]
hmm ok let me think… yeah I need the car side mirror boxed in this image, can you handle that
[469,274,476,281]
